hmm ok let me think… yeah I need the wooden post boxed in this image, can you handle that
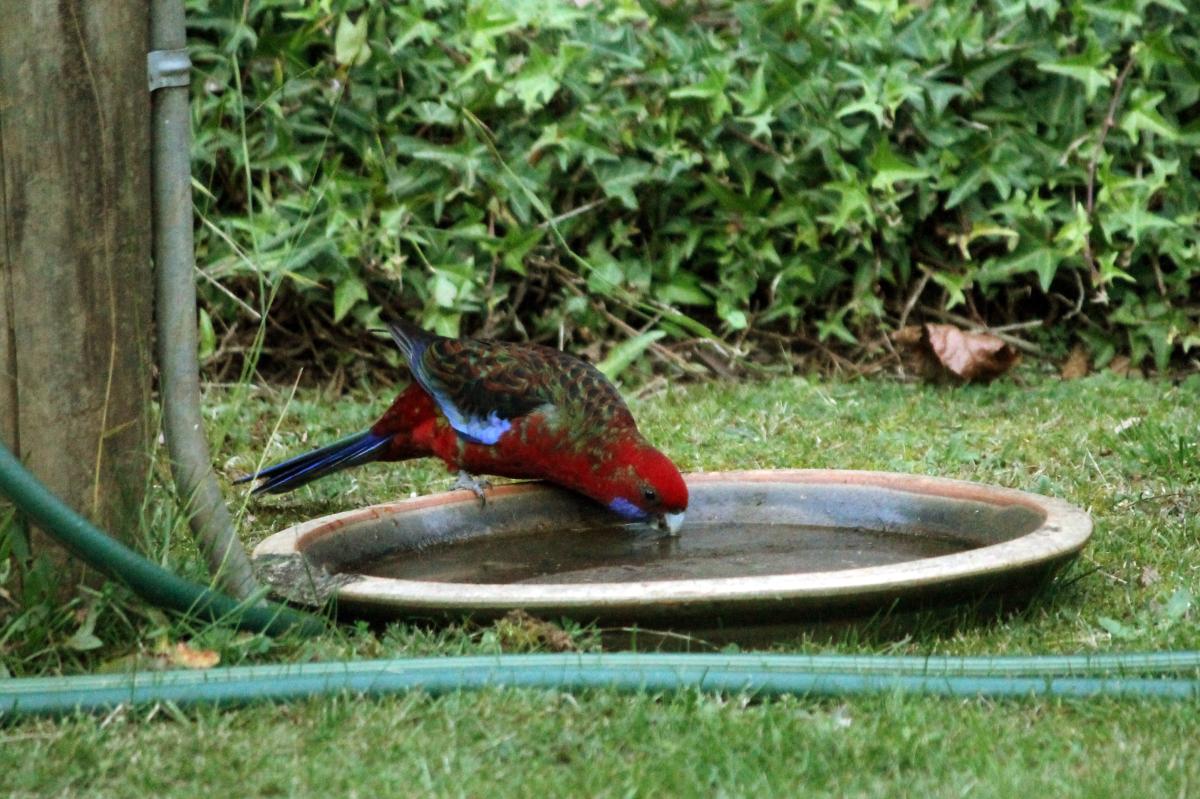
[0,1,153,594]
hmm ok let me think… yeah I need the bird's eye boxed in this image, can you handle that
[642,486,659,503]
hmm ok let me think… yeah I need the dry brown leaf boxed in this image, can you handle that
[495,609,577,652]
[1107,355,1143,378]
[923,323,1020,382]
[1061,345,1090,380]
[97,641,221,673]
[158,641,221,670]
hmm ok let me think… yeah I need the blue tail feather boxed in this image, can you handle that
[236,430,390,495]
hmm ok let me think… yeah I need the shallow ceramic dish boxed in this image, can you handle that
[252,470,1092,623]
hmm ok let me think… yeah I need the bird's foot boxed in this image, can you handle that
[454,471,492,507]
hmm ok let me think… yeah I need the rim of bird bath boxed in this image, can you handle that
[252,469,1093,622]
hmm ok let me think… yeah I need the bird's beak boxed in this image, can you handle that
[657,511,685,537]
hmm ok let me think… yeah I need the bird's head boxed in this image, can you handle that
[599,441,689,535]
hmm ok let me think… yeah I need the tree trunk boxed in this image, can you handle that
[0,1,153,596]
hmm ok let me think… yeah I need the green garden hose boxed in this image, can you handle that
[2,653,1198,717]
[0,442,324,636]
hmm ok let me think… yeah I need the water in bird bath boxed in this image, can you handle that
[345,521,971,585]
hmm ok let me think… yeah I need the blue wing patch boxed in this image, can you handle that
[440,402,513,445]
[390,327,511,446]
[388,322,558,448]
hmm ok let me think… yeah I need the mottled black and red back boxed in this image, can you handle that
[387,320,635,446]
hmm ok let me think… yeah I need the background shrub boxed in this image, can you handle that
[187,0,1200,379]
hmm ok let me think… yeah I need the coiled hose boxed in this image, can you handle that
[0,442,324,637]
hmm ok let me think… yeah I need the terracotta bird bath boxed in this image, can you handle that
[252,470,1092,625]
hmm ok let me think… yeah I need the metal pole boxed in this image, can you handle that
[150,0,259,598]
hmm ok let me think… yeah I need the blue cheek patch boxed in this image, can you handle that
[608,497,646,520]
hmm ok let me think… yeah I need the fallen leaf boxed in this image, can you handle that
[158,641,220,670]
[1139,566,1161,588]
[95,641,220,673]
[923,323,1020,382]
[1060,345,1090,380]
[1107,355,1142,378]
[495,609,577,652]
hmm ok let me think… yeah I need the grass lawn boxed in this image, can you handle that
[2,368,1198,796]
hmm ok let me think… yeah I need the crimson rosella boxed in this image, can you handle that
[237,320,689,534]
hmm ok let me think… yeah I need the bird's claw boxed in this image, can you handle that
[454,471,491,508]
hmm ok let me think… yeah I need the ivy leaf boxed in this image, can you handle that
[870,141,930,189]
[670,70,728,101]
[1120,89,1179,142]
[657,274,712,306]
[596,160,654,210]
[669,71,731,120]
[922,80,969,115]
[1054,203,1092,257]
[431,273,459,308]
[981,247,1061,293]
[334,14,371,67]
[498,228,545,275]
[585,241,625,295]
[733,63,767,114]
[1107,204,1176,245]
[717,299,748,330]
[498,47,561,112]
[816,310,858,345]
[1037,42,1114,102]
[332,276,368,323]
[738,111,776,140]
[944,166,986,210]
[929,270,972,310]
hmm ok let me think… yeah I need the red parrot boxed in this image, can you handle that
[237,320,689,534]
